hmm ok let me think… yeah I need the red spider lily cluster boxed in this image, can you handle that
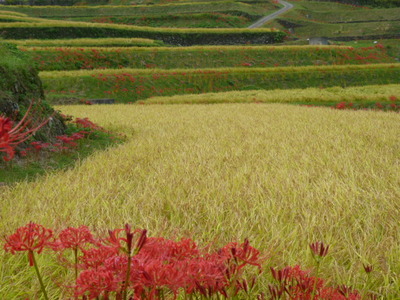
[332,100,399,111]
[0,102,52,161]
[4,223,265,299]
[302,97,399,112]
[1,109,109,162]
[267,266,361,300]
[74,117,105,132]
[3,223,373,299]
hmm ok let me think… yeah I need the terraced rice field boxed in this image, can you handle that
[40,63,400,104]
[1,0,399,298]
[1,104,399,298]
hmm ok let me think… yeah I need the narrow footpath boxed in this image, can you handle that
[248,0,294,28]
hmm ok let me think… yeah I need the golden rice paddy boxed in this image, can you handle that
[1,104,399,298]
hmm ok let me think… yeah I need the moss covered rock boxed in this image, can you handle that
[0,42,66,140]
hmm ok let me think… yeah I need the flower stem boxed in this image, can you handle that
[74,247,78,284]
[123,253,132,300]
[30,251,49,300]
[311,260,320,300]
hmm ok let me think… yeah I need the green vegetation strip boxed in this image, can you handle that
[0,14,51,23]
[22,45,395,71]
[0,2,264,18]
[0,132,116,184]
[76,12,253,29]
[0,21,284,45]
[308,7,400,23]
[144,84,400,105]
[40,63,400,104]
[8,38,162,47]
[0,10,27,17]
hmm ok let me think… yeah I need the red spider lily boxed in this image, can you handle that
[270,266,291,283]
[0,101,53,161]
[337,284,361,299]
[74,117,104,131]
[56,135,78,148]
[105,227,146,255]
[4,222,53,266]
[81,245,119,269]
[184,254,230,297]
[310,241,329,258]
[31,141,51,152]
[268,284,285,299]
[140,237,199,262]
[221,238,264,277]
[267,265,361,300]
[75,269,119,299]
[55,226,96,251]
[132,258,189,298]
[0,116,14,161]
[335,102,348,110]
[363,264,373,274]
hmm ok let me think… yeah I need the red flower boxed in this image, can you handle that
[81,245,119,269]
[56,226,96,251]
[75,269,119,299]
[335,102,347,110]
[310,241,329,258]
[105,227,146,255]
[4,222,53,266]
[0,101,52,161]
[74,118,104,131]
[0,116,15,161]
[221,238,264,271]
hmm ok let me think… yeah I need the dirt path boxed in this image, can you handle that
[248,0,294,29]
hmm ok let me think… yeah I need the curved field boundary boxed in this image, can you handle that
[144,84,400,104]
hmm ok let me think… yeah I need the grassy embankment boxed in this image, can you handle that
[21,45,395,71]
[39,63,400,104]
[1,104,399,298]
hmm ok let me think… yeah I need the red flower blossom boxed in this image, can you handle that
[0,116,16,161]
[74,117,104,131]
[4,222,53,266]
[81,245,119,269]
[56,226,96,251]
[105,227,146,255]
[310,241,329,258]
[75,269,119,299]
[0,101,52,161]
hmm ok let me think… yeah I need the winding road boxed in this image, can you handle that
[248,0,294,29]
